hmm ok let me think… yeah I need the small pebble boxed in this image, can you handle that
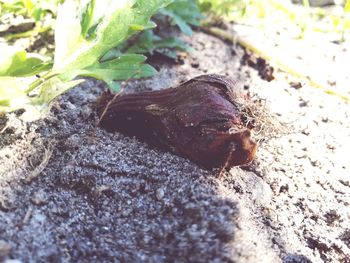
[156,188,165,201]
[81,105,92,120]
[65,134,80,149]
[31,189,49,206]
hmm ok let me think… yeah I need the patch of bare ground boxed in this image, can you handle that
[0,28,349,263]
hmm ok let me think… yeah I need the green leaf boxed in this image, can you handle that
[23,0,35,15]
[81,0,96,37]
[53,0,86,71]
[0,0,25,14]
[160,0,204,35]
[32,76,84,106]
[0,76,32,113]
[105,81,120,92]
[172,13,193,35]
[0,45,51,77]
[169,0,204,25]
[0,75,83,119]
[0,0,174,116]
[32,7,43,22]
[59,54,157,91]
[127,30,191,57]
[160,8,192,35]
[100,48,123,62]
[53,0,173,73]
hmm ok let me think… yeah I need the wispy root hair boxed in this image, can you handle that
[235,94,293,144]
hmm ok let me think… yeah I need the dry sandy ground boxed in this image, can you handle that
[0,28,349,263]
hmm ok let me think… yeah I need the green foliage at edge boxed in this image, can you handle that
[0,0,173,119]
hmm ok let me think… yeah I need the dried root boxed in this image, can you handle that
[237,96,293,144]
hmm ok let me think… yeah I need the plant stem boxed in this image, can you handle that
[25,71,56,94]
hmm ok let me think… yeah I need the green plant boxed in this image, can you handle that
[123,0,203,59]
[160,0,204,36]
[0,0,206,119]
[0,0,173,119]
[0,0,60,42]
[126,29,191,59]
[0,0,60,20]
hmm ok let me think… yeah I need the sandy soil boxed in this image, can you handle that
[0,27,349,263]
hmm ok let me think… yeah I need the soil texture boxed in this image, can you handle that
[0,28,349,263]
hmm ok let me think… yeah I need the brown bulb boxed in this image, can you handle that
[98,74,257,169]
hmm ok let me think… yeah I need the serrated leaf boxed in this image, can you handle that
[53,0,170,89]
[1,0,178,117]
[53,0,172,73]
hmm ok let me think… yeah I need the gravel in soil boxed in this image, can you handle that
[0,29,349,263]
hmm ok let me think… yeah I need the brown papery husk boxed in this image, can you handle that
[97,74,276,169]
